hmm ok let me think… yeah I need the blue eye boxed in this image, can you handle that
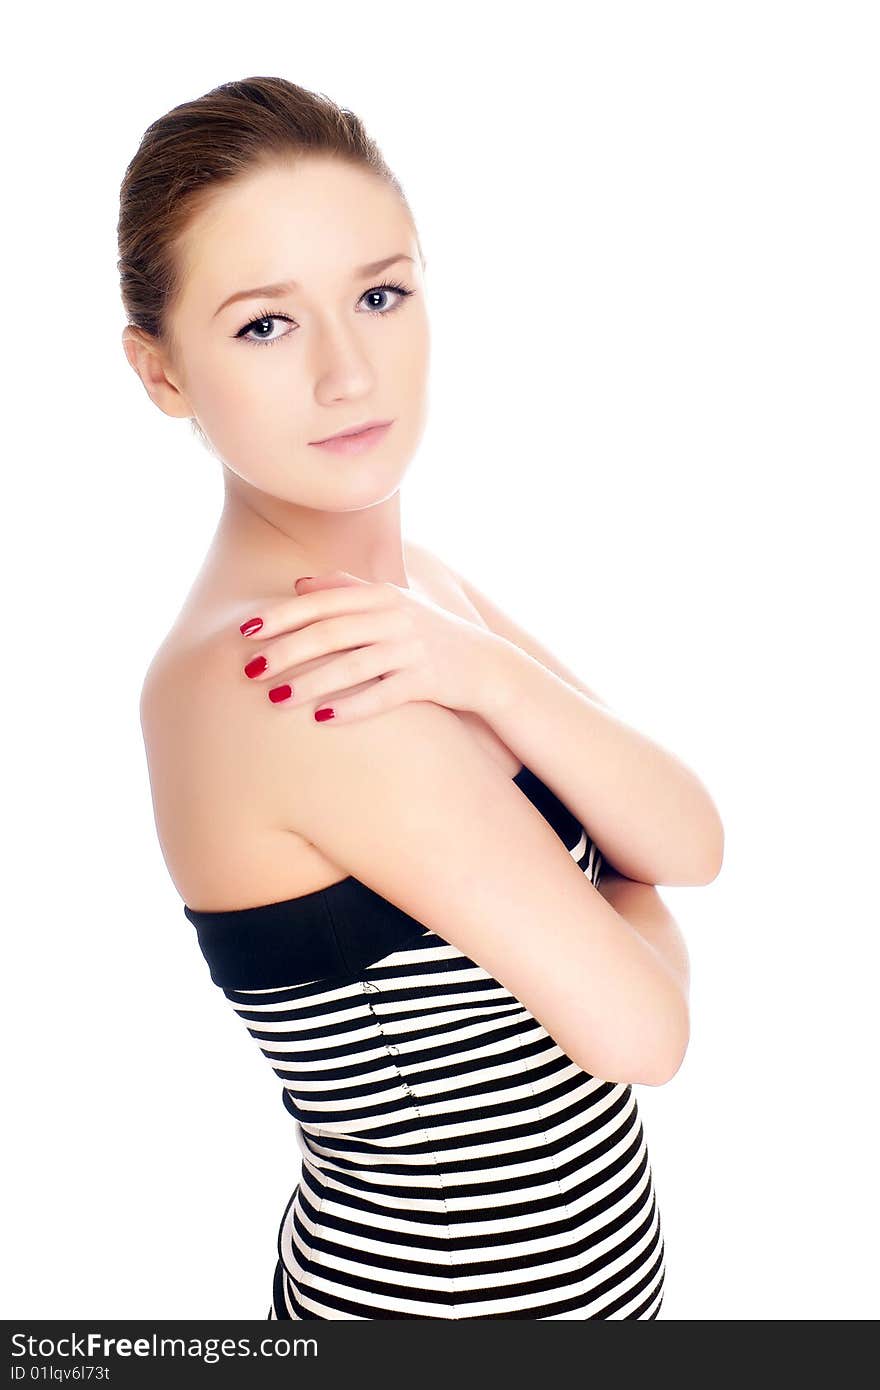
[233,280,415,348]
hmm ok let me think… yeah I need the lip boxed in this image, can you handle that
[310,418,393,444]
[309,420,393,456]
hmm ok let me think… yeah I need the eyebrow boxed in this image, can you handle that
[213,253,416,318]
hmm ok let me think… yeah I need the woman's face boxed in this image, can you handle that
[153,156,430,511]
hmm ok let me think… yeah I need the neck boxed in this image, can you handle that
[205,478,412,597]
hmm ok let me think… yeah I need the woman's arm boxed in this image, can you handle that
[441,556,724,888]
[232,670,690,1087]
[597,868,692,1004]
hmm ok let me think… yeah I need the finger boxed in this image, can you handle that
[311,671,414,724]
[294,569,366,592]
[242,583,387,644]
[262,640,414,703]
[247,610,405,682]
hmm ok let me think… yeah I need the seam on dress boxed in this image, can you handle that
[317,889,354,977]
[513,1030,578,1235]
[287,1139,327,1309]
[358,974,459,1318]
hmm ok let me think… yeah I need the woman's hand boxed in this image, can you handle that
[237,570,503,723]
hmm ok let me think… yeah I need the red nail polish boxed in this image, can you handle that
[314,707,335,721]
[240,617,263,636]
[244,655,268,678]
[269,684,292,703]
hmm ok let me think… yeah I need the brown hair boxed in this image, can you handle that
[117,75,419,442]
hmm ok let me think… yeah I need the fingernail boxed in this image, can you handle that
[269,684,293,703]
[244,655,268,678]
[314,707,335,722]
[240,617,263,636]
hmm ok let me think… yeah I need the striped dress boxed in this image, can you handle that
[184,762,666,1319]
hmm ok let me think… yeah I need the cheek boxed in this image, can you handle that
[188,377,281,472]
[392,333,431,445]
[391,315,430,387]
[191,348,299,441]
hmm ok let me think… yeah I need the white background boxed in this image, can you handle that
[3,0,877,1321]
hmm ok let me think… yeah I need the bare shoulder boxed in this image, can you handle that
[139,624,256,905]
[139,613,349,911]
[138,551,514,913]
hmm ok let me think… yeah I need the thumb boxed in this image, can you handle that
[294,569,366,591]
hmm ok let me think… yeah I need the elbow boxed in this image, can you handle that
[695,808,725,886]
[659,825,724,887]
[673,799,725,886]
[585,1044,689,1088]
[640,1001,691,1085]
[696,841,724,887]
[676,831,723,887]
[569,977,691,1088]
[639,1044,688,1087]
[606,999,690,1088]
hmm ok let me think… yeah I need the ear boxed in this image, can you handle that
[121,325,192,420]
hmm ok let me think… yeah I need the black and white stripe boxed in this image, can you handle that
[186,764,666,1319]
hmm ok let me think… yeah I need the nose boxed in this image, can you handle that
[309,315,375,399]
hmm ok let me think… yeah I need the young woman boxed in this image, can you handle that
[120,75,722,1320]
